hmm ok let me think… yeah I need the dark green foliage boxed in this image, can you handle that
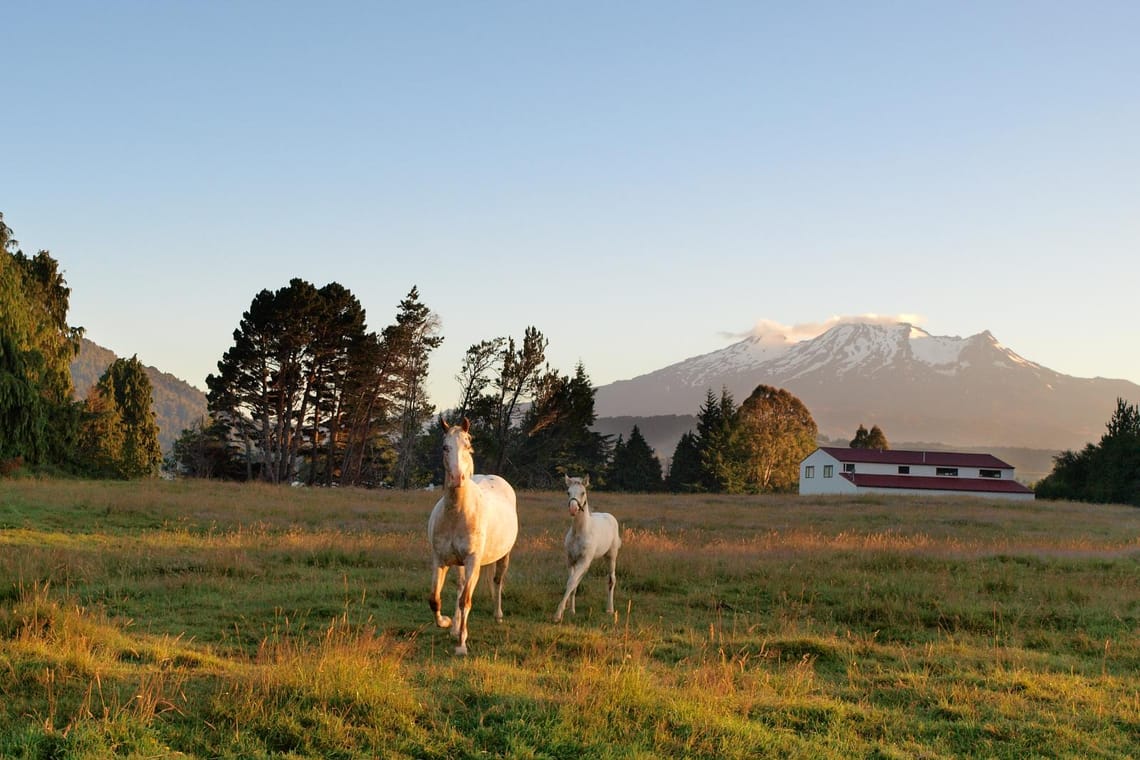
[697,387,738,492]
[0,213,84,473]
[459,327,549,476]
[666,384,818,494]
[0,333,46,465]
[206,281,441,487]
[71,338,208,454]
[606,425,663,491]
[850,424,889,449]
[169,417,233,479]
[94,356,164,478]
[666,430,703,492]
[512,363,610,488]
[1037,397,1140,506]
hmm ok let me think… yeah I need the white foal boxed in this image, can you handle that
[428,416,519,655]
[553,474,621,623]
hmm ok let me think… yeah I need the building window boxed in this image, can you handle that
[843,463,855,473]
[823,465,834,478]
[898,465,910,474]
[804,465,815,479]
[979,469,1002,478]
[936,467,959,477]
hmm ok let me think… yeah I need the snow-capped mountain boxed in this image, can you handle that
[594,322,1139,450]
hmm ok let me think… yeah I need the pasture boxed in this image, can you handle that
[0,479,1138,759]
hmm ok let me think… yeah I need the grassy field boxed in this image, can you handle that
[1,478,1138,759]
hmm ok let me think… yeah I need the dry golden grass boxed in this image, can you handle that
[1,478,1138,758]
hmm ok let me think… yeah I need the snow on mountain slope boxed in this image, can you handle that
[594,321,1139,450]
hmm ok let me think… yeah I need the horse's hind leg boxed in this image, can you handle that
[491,553,510,623]
[605,550,618,615]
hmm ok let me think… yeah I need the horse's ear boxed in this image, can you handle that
[564,474,571,487]
[439,415,449,432]
[461,417,470,433]
[583,474,590,488]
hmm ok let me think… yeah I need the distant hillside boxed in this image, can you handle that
[70,338,208,454]
[595,322,1139,452]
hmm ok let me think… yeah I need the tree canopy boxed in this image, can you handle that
[667,384,818,494]
[1036,398,1140,506]
[850,424,889,450]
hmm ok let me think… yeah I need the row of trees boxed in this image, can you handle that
[1035,398,1140,506]
[1,213,162,478]
[664,385,819,494]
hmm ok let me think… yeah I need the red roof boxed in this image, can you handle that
[842,472,1033,494]
[819,446,1013,469]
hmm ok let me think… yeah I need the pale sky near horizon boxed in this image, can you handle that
[6,2,1139,409]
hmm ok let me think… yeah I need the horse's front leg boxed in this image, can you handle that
[428,563,452,629]
[491,553,511,623]
[449,564,467,638]
[553,559,590,623]
[455,556,481,656]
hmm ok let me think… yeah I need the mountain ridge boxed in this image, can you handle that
[594,321,1138,452]
[70,338,208,454]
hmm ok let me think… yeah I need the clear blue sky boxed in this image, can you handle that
[6,1,1139,409]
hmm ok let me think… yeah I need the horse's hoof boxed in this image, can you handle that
[552,614,562,623]
[454,644,468,656]
[436,616,452,629]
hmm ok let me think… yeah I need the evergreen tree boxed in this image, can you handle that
[1038,398,1140,506]
[851,424,889,449]
[86,356,163,478]
[0,215,83,471]
[78,385,126,477]
[513,362,609,488]
[169,417,231,479]
[666,430,703,492]
[732,384,818,493]
[385,286,443,489]
[696,388,738,492]
[454,338,504,419]
[462,327,548,475]
[607,426,663,492]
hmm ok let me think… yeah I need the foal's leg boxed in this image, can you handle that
[491,553,510,623]
[455,555,481,656]
[428,563,452,629]
[553,559,590,623]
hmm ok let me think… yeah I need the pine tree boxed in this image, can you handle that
[851,424,889,449]
[666,431,703,492]
[87,356,162,478]
[513,362,609,487]
[385,286,443,489]
[696,388,737,492]
[607,426,663,492]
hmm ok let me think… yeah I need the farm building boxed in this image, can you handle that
[799,447,1035,500]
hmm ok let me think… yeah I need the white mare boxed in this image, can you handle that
[427,416,519,655]
[553,474,621,623]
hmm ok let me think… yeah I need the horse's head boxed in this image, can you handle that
[565,474,590,516]
[440,416,474,488]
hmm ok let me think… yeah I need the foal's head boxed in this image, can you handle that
[564,474,590,515]
[440,416,474,488]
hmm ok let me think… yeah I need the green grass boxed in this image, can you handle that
[1,479,1138,758]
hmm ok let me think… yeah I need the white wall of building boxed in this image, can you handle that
[799,450,856,495]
